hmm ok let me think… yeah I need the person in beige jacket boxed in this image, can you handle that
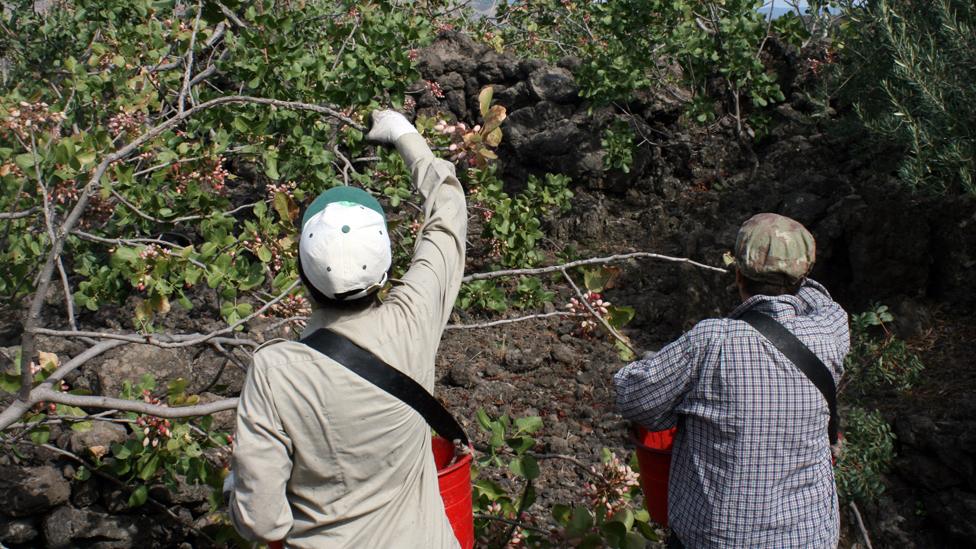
[225,110,466,548]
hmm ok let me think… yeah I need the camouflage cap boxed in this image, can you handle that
[734,213,815,283]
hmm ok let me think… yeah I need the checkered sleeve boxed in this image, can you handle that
[614,331,696,431]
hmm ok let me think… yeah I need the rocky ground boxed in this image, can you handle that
[2,31,975,548]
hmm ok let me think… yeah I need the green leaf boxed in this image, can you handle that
[138,453,160,481]
[0,373,21,393]
[256,245,272,263]
[128,484,148,507]
[521,454,540,480]
[74,465,91,481]
[489,422,505,449]
[476,409,492,431]
[611,508,635,531]
[601,521,627,546]
[615,339,636,362]
[567,507,594,537]
[70,421,93,433]
[112,442,131,459]
[625,531,649,548]
[473,479,506,500]
[514,415,543,434]
[552,503,572,524]
[509,457,525,477]
[582,266,620,293]
[479,86,494,118]
[506,435,534,454]
[29,426,51,445]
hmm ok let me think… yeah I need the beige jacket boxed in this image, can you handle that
[228,133,466,548]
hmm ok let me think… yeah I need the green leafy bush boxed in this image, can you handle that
[487,0,785,122]
[473,410,660,548]
[601,122,635,174]
[838,0,976,194]
[844,304,925,395]
[0,0,437,325]
[835,407,895,503]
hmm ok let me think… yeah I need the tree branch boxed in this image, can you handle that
[70,230,210,270]
[445,312,575,330]
[17,94,355,411]
[0,208,38,220]
[461,251,727,282]
[31,388,238,418]
[178,1,203,114]
[32,328,260,349]
[0,340,127,430]
[850,502,875,549]
[561,268,637,357]
[217,1,248,29]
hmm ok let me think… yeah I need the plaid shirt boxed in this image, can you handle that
[614,279,849,548]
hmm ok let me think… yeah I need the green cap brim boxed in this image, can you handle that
[302,186,385,228]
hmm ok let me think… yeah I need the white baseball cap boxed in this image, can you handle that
[299,186,392,301]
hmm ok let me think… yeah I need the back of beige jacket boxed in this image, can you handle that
[229,133,466,548]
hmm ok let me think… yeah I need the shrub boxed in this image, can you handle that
[486,0,786,123]
[835,407,895,503]
[843,304,925,395]
[838,0,976,194]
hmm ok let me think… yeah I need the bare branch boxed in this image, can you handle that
[561,268,637,357]
[445,312,575,330]
[109,187,167,223]
[217,1,248,28]
[56,257,78,331]
[178,1,204,114]
[0,208,38,220]
[31,388,238,417]
[462,251,728,283]
[850,502,875,549]
[528,451,610,484]
[32,328,260,349]
[0,340,127,431]
[70,230,210,270]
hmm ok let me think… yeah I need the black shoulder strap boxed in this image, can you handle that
[300,328,468,447]
[739,310,839,445]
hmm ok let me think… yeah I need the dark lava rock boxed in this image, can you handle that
[527,67,579,104]
[42,505,152,549]
[925,488,976,543]
[551,344,577,365]
[503,348,544,373]
[448,360,480,389]
[95,344,190,398]
[0,516,38,545]
[0,465,71,517]
[69,420,128,455]
[149,475,212,506]
[71,478,100,508]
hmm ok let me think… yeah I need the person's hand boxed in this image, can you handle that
[366,109,418,144]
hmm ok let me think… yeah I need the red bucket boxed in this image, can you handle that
[633,426,677,527]
[269,437,473,549]
[433,436,475,549]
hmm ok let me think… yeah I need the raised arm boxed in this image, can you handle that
[367,111,467,372]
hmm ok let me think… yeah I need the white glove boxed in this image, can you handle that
[222,470,235,502]
[366,109,418,144]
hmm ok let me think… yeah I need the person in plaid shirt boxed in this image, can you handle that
[614,213,849,548]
